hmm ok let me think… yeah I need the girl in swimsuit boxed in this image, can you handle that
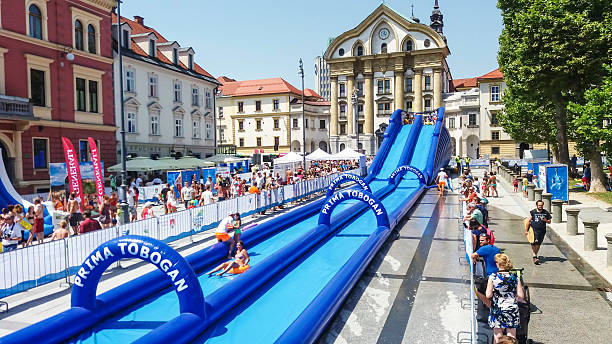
[206,241,249,276]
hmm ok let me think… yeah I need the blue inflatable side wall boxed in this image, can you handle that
[425,107,450,184]
[366,109,403,181]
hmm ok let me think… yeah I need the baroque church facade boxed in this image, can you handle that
[324,2,451,155]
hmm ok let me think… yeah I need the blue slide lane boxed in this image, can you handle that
[1,108,450,344]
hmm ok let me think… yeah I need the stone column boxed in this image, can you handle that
[582,220,599,251]
[330,76,338,137]
[394,70,404,111]
[364,74,374,135]
[433,69,442,109]
[527,184,535,201]
[552,199,563,223]
[413,68,423,112]
[605,233,612,268]
[346,76,354,136]
[534,188,543,202]
[565,208,580,236]
[542,193,552,212]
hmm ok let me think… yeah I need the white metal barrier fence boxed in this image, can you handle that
[0,171,357,299]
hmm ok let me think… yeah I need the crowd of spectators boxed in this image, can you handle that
[1,160,363,252]
[458,168,528,344]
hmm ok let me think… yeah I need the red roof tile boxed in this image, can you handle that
[220,78,303,97]
[217,76,237,85]
[478,68,503,80]
[452,77,477,90]
[304,88,321,98]
[112,14,215,80]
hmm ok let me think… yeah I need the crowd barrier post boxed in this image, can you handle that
[61,238,72,287]
[188,209,194,243]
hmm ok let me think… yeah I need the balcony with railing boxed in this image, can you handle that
[0,95,34,118]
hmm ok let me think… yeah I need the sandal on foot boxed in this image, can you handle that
[533,256,540,265]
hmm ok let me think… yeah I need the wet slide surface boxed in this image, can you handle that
[69,122,433,343]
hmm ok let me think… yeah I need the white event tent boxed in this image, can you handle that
[332,147,365,160]
[306,148,334,161]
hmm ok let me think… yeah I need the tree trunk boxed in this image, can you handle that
[553,99,570,165]
[587,144,606,193]
[552,146,560,163]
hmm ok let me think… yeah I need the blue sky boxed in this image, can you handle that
[120,0,502,89]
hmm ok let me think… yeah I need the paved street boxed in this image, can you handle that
[321,172,612,344]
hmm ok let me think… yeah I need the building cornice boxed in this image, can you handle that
[0,29,113,64]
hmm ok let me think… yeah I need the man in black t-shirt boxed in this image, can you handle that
[525,200,552,265]
[159,183,170,214]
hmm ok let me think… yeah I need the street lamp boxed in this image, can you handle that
[351,89,359,153]
[116,1,129,225]
[298,58,306,169]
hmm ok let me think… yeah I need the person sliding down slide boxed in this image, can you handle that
[206,241,250,276]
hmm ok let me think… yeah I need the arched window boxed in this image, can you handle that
[87,24,96,53]
[355,45,364,56]
[381,43,387,54]
[338,48,345,57]
[340,143,346,151]
[28,5,42,39]
[405,40,413,51]
[74,20,84,50]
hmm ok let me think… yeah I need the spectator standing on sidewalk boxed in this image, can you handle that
[181,181,193,209]
[486,254,525,343]
[200,185,214,205]
[80,211,101,234]
[471,233,501,275]
[1,214,23,252]
[525,200,551,265]
[50,220,70,240]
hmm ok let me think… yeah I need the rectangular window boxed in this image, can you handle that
[305,118,308,128]
[339,83,346,97]
[238,120,244,131]
[424,99,431,111]
[491,86,500,102]
[274,119,279,130]
[125,69,135,92]
[448,117,455,129]
[377,80,384,94]
[206,123,211,139]
[175,118,183,137]
[424,76,432,91]
[378,103,384,113]
[384,103,391,114]
[274,137,280,151]
[220,128,225,141]
[30,69,45,107]
[340,105,346,117]
[405,78,413,92]
[491,131,500,140]
[174,81,182,102]
[356,82,363,95]
[491,146,500,155]
[256,119,262,130]
[237,101,244,113]
[384,79,390,93]
[357,104,363,116]
[468,113,477,126]
[192,87,199,106]
[127,112,136,133]
[205,90,211,109]
[256,101,262,111]
[339,123,346,135]
[149,75,158,97]
[76,77,86,111]
[79,140,89,162]
[358,123,363,134]
[150,115,159,135]
[193,119,200,138]
[239,138,244,147]
[33,138,48,169]
[122,30,129,48]
[319,120,325,129]
[406,100,413,111]
[491,112,498,126]
[256,137,262,146]
[273,99,279,110]
[218,107,223,117]
[292,118,298,128]
[88,80,98,113]
[149,40,155,57]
